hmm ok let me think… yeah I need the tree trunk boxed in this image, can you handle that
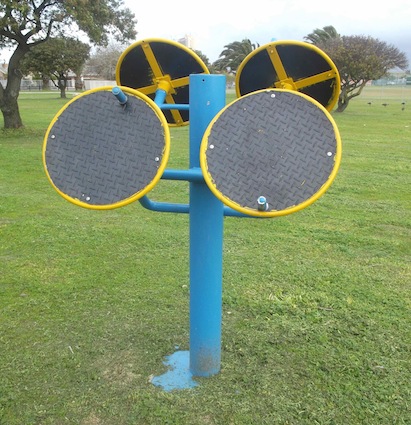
[42,75,50,90]
[336,81,368,112]
[0,46,27,129]
[336,98,349,112]
[58,75,67,98]
[336,88,349,112]
[1,92,23,128]
[75,75,83,91]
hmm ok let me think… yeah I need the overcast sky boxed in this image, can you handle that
[124,0,411,66]
[0,0,409,67]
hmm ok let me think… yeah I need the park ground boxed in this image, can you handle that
[0,85,410,424]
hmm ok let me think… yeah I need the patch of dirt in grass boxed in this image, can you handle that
[98,350,140,388]
[82,412,103,425]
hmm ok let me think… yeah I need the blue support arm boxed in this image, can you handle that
[139,195,189,214]
[162,167,204,182]
[154,88,190,111]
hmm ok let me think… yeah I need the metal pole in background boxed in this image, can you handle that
[189,74,226,376]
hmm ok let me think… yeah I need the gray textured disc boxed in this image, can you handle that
[202,90,339,215]
[44,90,168,208]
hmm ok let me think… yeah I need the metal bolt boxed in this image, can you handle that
[257,196,269,211]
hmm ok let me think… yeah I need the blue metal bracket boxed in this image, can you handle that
[112,86,128,105]
[139,92,248,218]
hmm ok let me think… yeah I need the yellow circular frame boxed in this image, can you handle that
[43,86,171,210]
[236,40,341,112]
[200,88,342,217]
[116,38,209,126]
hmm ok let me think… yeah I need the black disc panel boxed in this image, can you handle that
[237,42,339,111]
[117,40,208,125]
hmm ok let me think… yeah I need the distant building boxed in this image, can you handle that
[178,35,195,50]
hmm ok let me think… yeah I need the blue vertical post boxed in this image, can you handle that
[189,74,226,376]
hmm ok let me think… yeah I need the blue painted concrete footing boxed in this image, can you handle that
[151,351,198,391]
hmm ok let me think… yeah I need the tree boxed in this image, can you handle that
[317,35,408,112]
[0,0,136,128]
[21,37,90,97]
[85,42,126,80]
[305,27,408,111]
[193,49,212,72]
[213,39,259,72]
[304,25,340,44]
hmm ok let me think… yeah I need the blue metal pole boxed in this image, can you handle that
[154,88,167,106]
[189,74,226,376]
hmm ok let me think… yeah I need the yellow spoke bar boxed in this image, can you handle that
[267,46,288,81]
[142,41,163,79]
[267,45,337,91]
[140,41,191,124]
[293,70,338,90]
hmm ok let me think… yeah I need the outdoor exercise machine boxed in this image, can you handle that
[43,38,342,391]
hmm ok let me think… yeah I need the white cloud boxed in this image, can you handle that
[1,0,409,65]
[124,0,411,64]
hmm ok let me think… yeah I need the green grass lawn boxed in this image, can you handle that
[1,86,410,424]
